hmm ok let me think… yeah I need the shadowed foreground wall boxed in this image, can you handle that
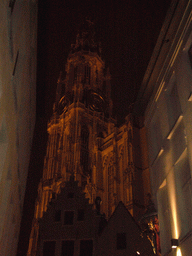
[0,0,37,255]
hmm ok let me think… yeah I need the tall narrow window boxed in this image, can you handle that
[64,211,74,225]
[84,64,91,84]
[74,66,78,82]
[62,240,74,256]
[117,233,126,250]
[80,240,93,256]
[80,125,89,175]
[108,164,114,217]
[128,129,133,164]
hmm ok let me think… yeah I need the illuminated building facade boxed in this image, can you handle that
[0,0,37,255]
[27,21,151,255]
[134,0,192,255]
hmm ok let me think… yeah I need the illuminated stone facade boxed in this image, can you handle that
[0,0,37,255]
[27,21,150,255]
[134,1,192,255]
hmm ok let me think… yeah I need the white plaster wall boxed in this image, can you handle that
[145,24,192,256]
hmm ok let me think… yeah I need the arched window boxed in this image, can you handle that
[74,66,78,82]
[108,163,114,217]
[128,129,133,164]
[119,148,124,201]
[80,125,89,175]
[84,64,91,84]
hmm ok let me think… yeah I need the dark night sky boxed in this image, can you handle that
[36,0,171,123]
[17,1,171,255]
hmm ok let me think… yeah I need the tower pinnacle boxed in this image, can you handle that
[71,19,101,55]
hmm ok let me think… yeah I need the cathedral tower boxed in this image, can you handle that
[27,20,147,256]
[41,20,116,214]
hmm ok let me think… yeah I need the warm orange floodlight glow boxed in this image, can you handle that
[168,171,179,239]
[176,247,182,256]
[171,203,178,238]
